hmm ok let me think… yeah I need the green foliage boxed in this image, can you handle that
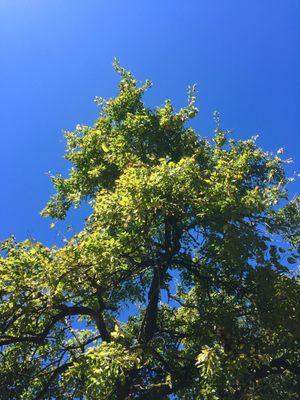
[1,61,299,399]
[64,339,141,400]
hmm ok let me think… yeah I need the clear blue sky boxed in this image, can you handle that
[1,0,299,246]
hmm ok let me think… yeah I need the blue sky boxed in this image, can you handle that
[1,0,299,246]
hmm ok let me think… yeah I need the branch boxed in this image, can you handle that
[35,361,72,400]
[55,304,111,343]
[232,355,300,399]
[0,304,110,347]
[253,356,300,379]
[135,382,173,400]
[134,362,196,400]
[138,215,181,344]
[138,265,162,343]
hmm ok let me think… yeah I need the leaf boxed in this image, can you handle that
[101,143,109,152]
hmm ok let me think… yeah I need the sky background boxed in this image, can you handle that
[1,0,299,246]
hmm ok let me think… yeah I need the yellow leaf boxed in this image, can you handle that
[101,143,109,152]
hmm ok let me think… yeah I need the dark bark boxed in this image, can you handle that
[0,304,110,346]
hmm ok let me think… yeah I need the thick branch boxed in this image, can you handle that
[138,216,182,344]
[138,266,162,343]
[0,304,110,346]
[232,356,300,399]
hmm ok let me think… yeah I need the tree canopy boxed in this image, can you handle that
[1,60,300,399]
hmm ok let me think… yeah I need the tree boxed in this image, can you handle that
[1,60,299,400]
